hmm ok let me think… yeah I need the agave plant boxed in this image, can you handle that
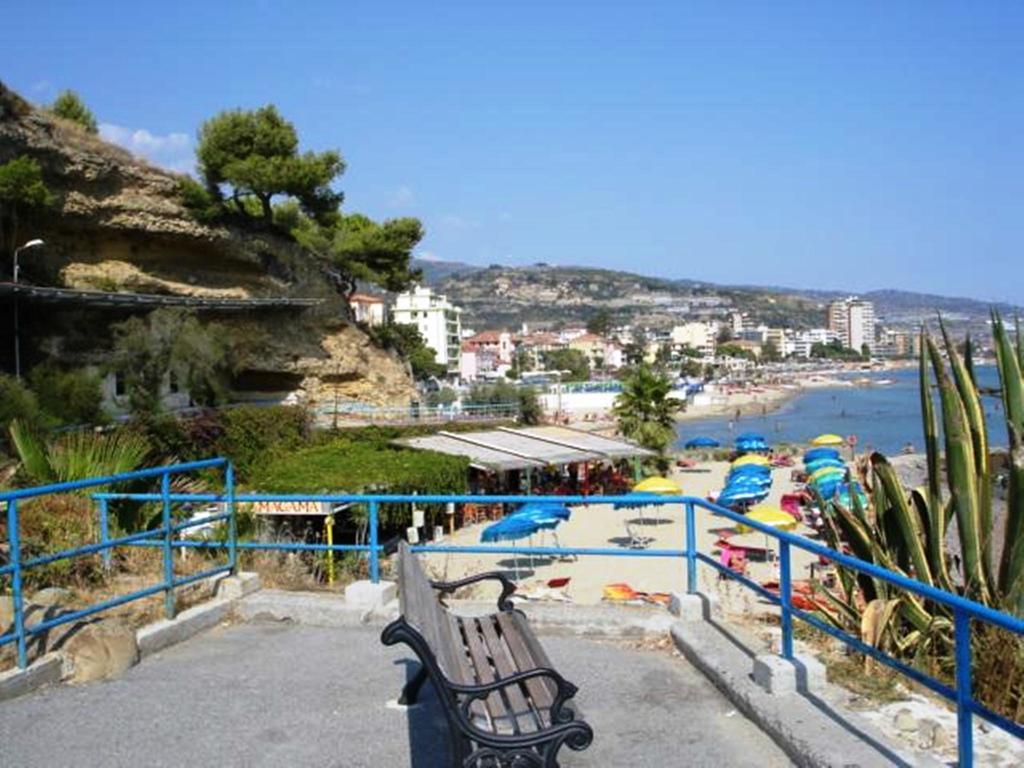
[815,313,1024,664]
[8,420,150,488]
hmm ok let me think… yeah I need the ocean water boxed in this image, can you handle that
[674,366,1007,456]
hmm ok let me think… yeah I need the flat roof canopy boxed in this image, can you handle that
[395,426,654,472]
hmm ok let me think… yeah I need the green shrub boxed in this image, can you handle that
[17,494,105,588]
[0,374,41,454]
[217,405,309,479]
[176,177,223,222]
[250,438,468,527]
[27,364,107,426]
[50,90,98,134]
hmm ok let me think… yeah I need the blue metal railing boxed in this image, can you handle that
[1,459,234,670]
[3,466,1023,764]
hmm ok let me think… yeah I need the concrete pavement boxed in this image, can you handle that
[0,620,791,767]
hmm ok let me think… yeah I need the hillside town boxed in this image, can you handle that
[355,285,917,386]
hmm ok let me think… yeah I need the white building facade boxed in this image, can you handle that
[392,286,463,370]
[828,297,876,354]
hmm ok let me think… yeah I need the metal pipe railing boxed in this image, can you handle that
[3,468,1023,765]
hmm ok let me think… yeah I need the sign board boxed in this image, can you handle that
[251,500,333,517]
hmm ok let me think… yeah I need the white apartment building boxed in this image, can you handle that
[792,328,836,358]
[828,297,876,354]
[763,327,796,358]
[670,321,717,357]
[392,286,462,370]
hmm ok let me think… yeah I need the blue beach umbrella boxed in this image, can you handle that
[803,447,841,463]
[481,515,541,543]
[515,502,571,521]
[717,486,770,506]
[728,464,771,477]
[685,436,720,449]
[737,432,766,442]
[805,458,846,472]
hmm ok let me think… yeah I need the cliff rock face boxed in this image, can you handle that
[0,82,414,407]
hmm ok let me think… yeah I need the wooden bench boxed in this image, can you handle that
[381,542,593,767]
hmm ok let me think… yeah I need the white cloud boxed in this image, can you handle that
[390,185,415,207]
[416,250,442,262]
[99,122,194,174]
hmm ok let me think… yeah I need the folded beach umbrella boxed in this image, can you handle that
[732,454,771,468]
[811,433,845,447]
[803,447,841,463]
[809,466,846,485]
[736,505,798,533]
[684,436,720,449]
[804,458,846,474]
[633,476,682,495]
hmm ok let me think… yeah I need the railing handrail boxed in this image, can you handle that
[4,467,1022,764]
[0,458,228,502]
[87,490,1024,636]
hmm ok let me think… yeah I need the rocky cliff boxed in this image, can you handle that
[0,82,414,407]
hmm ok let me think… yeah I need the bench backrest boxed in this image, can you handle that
[395,541,462,680]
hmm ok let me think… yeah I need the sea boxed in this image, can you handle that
[674,365,1007,456]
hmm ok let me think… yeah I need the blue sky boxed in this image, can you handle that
[5,1,1023,302]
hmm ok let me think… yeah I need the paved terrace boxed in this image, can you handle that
[0,620,790,767]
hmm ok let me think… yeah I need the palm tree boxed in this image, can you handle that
[8,420,150,487]
[613,364,683,460]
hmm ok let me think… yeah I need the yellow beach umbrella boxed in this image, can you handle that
[633,476,682,495]
[732,454,770,468]
[811,433,845,446]
[736,505,798,533]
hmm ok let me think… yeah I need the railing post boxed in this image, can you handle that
[161,472,175,620]
[368,500,380,584]
[779,540,794,660]
[98,497,112,571]
[6,499,28,669]
[685,501,697,594]
[954,608,974,768]
[226,462,237,576]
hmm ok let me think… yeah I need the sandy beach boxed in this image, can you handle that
[422,459,820,620]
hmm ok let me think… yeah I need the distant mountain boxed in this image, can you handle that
[412,257,482,284]
[412,259,1019,332]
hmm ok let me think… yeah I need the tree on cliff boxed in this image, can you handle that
[0,156,53,262]
[50,90,98,134]
[196,105,344,224]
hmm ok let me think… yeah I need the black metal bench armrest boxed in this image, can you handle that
[430,572,517,611]
[451,666,579,725]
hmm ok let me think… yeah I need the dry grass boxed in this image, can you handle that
[972,622,1024,723]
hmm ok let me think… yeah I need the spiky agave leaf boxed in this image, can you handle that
[992,312,1024,610]
[927,335,992,604]
[871,454,933,587]
[918,329,943,522]
[911,489,953,593]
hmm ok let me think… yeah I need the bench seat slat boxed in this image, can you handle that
[496,611,557,714]
[477,615,544,734]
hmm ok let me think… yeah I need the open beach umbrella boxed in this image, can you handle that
[633,476,682,495]
[737,432,766,442]
[515,501,571,520]
[811,434,845,447]
[725,475,772,490]
[716,486,770,507]
[684,436,720,449]
[737,505,799,533]
[803,447,841,463]
[481,515,543,580]
[732,454,770,468]
[728,463,771,476]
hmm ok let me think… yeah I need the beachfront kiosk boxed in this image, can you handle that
[393,425,654,496]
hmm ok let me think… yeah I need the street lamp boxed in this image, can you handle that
[12,238,44,379]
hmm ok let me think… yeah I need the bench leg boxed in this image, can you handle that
[398,663,430,706]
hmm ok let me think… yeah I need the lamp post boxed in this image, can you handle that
[12,239,44,379]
